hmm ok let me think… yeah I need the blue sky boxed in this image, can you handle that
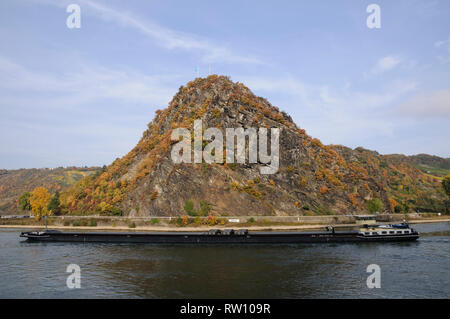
[0,0,449,169]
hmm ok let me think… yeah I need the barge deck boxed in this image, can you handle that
[20,226,420,244]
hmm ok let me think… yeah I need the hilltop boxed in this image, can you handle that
[46,75,448,217]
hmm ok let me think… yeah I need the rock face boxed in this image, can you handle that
[60,75,447,217]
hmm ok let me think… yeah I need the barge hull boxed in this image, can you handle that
[20,231,420,244]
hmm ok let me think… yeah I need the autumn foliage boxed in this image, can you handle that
[10,75,447,217]
[30,187,52,220]
[389,198,398,212]
[319,185,329,194]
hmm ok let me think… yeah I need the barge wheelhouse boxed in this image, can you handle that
[357,223,419,241]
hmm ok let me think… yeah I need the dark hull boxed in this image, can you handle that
[20,230,420,244]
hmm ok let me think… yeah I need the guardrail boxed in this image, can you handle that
[0,212,445,222]
[0,215,32,219]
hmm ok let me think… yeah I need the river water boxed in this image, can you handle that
[0,223,448,298]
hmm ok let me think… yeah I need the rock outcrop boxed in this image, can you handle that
[59,75,447,216]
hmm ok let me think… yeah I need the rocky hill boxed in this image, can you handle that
[58,75,447,217]
[0,167,99,215]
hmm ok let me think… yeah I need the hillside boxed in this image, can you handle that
[57,75,447,217]
[405,154,450,177]
[0,167,100,215]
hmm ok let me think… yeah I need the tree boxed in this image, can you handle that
[443,175,450,214]
[388,198,398,213]
[18,192,32,211]
[366,198,383,214]
[30,187,52,220]
[47,191,61,215]
[443,174,450,198]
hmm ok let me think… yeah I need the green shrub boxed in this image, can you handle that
[211,107,221,118]
[312,206,336,215]
[248,217,255,223]
[199,200,211,216]
[80,220,88,226]
[72,220,80,227]
[110,207,123,216]
[89,220,97,227]
[129,222,136,228]
[100,206,123,216]
[366,198,383,213]
[184,199,197,216]
[151,218,160,224]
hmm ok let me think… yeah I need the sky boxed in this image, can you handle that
[0,0,449,169]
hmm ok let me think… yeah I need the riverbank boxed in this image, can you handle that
[1,217,449,232]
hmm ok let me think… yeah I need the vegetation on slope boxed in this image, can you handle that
[0,167,99,215]
[7,75,449,217]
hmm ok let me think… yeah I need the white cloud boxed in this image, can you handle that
[395,90,450,118]
[33,0,263,65]
[0,54,181,168]
[239,74,418,145]
[243,75,416,112]
[435,37,450,64]
[369,55,402,75]
[0,55,176,110]
[435,38,450,49]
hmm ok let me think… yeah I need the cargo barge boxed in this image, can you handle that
[20,223,419,244]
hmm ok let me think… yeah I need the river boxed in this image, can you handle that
[0,222,448,298]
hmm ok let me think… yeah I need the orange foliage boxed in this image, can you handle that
[389,198,398,212]
[320,185,329,194]
[311,138,323,148]
[299,176,307,188]
[315,170,324,181]
[348,193,359,207]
